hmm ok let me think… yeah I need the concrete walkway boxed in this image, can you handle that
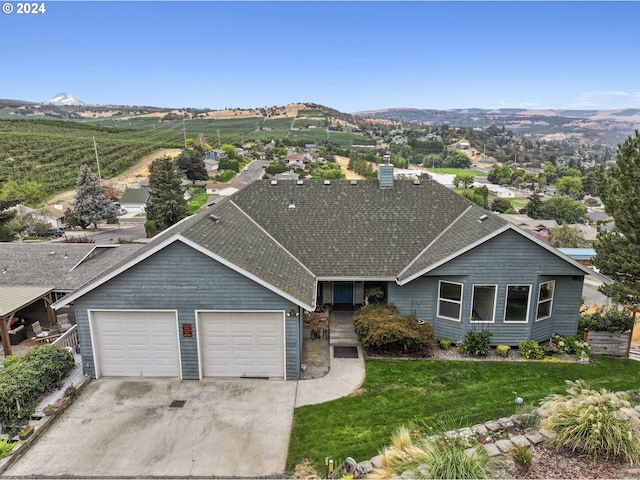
[296,310,365,407]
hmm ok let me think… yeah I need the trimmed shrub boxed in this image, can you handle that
[353,304,434,356]
[439,337,452,351]
[0,345,75,434]
[518,340,545,360]
[458,330,492,357]
[579,305,635,332]
[496,344,510,357]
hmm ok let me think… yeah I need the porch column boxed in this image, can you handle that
[1,316,12,356]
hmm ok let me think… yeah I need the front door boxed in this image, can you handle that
[334,282,353,304]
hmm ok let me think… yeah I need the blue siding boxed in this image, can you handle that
[390,230,585,345]
[74,241,301,380]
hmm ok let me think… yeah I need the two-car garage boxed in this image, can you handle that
[90,310,285,380]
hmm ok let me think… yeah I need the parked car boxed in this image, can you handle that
[39,228,65,238]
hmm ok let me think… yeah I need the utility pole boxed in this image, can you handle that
[93,136,102,184]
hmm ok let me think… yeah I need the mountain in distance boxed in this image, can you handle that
[44,92,87,106]
[354,107,640,146]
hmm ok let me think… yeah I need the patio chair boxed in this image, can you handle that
[57,314,72,332]
[32,320,48,338]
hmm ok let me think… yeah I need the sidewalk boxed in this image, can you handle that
[295,310,365,407]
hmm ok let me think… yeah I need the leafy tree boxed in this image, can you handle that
[176,149,208,182]
[73,164,117,230]
[265,161,289,175]
[221,144,237,160]
[453,173,475,188]
[145,156,188,231]
[461,190,488,209]
[539,196,586,224]
[0,180,46,207]
[548,224,590,248]
[7,205,49,242]
[593,131,640,303]
[525,190,544,219]
[490,197,513,213]
[0,199,18,241]
[556,176,584,198]
[219,158,240,173]
[487,164,512,185]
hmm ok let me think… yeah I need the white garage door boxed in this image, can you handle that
[198,311,285,379]
[91,310,180,378]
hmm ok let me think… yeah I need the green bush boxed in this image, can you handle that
[552,333,590,360]
[518,340,545,360]
[0,345,75,434]
[439,338,452,351]
[0,437,17,460]
[496,344,510,357]
[540,380,640,463]
[458,330,492,357]
[579,305,635,332]
[353,304,434,355]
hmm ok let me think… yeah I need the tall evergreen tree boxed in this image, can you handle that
[145,156,188,230]
[594,131,640,303]
[73,164,117,229]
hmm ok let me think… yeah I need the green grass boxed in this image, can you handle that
[187,193,209,214]
[427,168,486,176]
[287,356,640,472]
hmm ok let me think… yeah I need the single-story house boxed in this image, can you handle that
[53,164,608,381]
[205,183,239,196]
[119,188,150,213]
[274,171,300,181]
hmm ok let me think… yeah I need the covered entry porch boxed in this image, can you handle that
[317,281,387,307]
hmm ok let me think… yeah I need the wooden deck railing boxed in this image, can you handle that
[52,324,79,350]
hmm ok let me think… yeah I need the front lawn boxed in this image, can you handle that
[187,193,209,214]
[287,356,640,473]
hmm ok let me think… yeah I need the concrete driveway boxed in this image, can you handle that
[4,378,297,478]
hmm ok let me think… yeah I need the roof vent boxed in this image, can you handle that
[296,180,304,186]
[288,199,296,209]
[350,180,358,186]
[210,215,220,223]
[270,180,278,186]
[323,180,331,186]
[478,214,488,223]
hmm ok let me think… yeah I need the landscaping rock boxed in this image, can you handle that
[400,469,416,479]
[472,423,488,434]
[525,430,545,445]
[483,443,502,457]
[357,460,373,476]
[498,417,515,429]
[484,420,501,432]
[539,428,557,440]
[495,439,515,453]
[370,455,384,468]
[510,434,531,447]
[416,463,430,476]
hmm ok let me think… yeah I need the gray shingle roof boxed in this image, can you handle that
[120,188,150,205]
[0,243,143,291]
[54,179,513,309]
[230,179,497,278]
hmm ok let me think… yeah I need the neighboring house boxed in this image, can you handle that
[119,188,150,213]
[43,202,71,229]
[0,243,142,355]
[205,183,239,196]
[53,164,608,381]
[274,171,300,181]
[205,149,226,162]
[557,248,596,266]
[203,158,219,174]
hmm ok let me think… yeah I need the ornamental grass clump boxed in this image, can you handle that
[540,380,640,464]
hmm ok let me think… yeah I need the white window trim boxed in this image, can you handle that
[469,284,497,323]
[536,280,555,321]
[504,284,532,323]
[437,280,463,322]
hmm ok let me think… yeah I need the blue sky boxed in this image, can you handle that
[2,1,640,112]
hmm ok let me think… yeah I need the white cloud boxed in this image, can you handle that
[567,91,640,110]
